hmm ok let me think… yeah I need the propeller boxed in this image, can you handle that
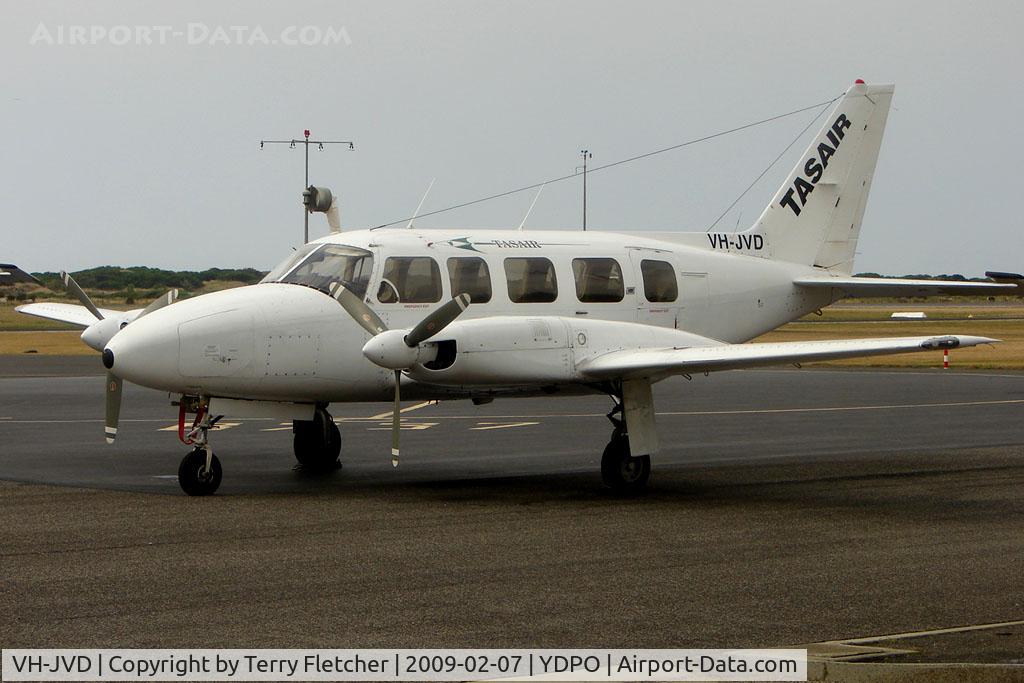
[58,271,178,444]
[330,285,470,466]
[61,271,104,320]
[100,288,178,443]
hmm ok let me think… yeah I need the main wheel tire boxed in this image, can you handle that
[178,448,222,496]
[601,434,650,495]
[293,415,341,471]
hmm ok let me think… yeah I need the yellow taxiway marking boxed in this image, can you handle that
[158,422,241,432]
[259,422,294,432]
[367,421,438,431]
[799,619,1024,662]
[365,401,435,420]
[360,397,1024,421]
[470,421,540,431]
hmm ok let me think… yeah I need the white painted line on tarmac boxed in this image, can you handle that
[471,422,540,431]
[1,398,1021,426]
[839,619,1024,645]
[152,475,178,480]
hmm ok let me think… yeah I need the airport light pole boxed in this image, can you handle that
[576,149,592,231]
[261,130,355,244]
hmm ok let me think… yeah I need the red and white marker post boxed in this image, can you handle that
[943,348,950,369]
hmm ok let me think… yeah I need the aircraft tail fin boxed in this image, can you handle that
[746,81,894,274]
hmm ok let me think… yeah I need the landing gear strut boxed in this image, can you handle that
[600,395,651,495]
[293,406,341,471]
[176,400,222,496]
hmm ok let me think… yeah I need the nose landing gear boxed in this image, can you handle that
[175,399,222,496]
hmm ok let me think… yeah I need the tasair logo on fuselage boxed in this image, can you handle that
[438,237,570,251]
[778,113,853,217]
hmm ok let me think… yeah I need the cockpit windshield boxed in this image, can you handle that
[261,244,374,298]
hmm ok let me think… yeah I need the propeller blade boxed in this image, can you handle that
[105,371,122,444]
[61,271,104,321]
[137,289,178,319]
[391,370,401,467]
[330,283,387,336]
[405,293,471,347]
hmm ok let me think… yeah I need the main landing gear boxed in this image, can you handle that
[292,406,342,472]
[600,391,652,495]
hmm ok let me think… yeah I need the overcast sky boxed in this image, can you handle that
[2,0,1021,276]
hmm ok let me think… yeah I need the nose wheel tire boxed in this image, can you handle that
[601,433,650,495]
[178,448,222,496]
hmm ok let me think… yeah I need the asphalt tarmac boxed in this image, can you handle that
[2,357,1023,672]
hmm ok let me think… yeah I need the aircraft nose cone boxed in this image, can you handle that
[104,309,184,391]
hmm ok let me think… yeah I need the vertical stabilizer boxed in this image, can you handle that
[746,81,894,273]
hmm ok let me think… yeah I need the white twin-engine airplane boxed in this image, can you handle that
[18,81,1022,495]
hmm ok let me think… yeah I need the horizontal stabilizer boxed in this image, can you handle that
[794,275,1016,298]
[985,271,1024,287]
[578,335,998,380]
[0,264,42,285]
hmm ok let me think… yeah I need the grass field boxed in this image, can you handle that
[2,302,1022,368]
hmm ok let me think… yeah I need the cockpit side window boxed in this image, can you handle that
[447,257,492,303]
[268,244,374,298]
[378,257,442,304]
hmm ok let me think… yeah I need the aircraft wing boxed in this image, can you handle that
[15,302,136,328]
[793,275,1017,297]
[577,335,997,380]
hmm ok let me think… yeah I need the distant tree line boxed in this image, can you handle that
[32,266,268,292]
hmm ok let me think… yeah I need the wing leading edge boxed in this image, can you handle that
[578,335,998,380]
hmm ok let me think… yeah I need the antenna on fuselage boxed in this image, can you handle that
[406,178,436,229]
[517,183,545,231]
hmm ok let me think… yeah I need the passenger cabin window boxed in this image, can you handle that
[264,244,374,298]
[504,257,557,303]
[572,258,624,303]
[378,257,442,304]
[447,257,492,303]
[641,260,678,302]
